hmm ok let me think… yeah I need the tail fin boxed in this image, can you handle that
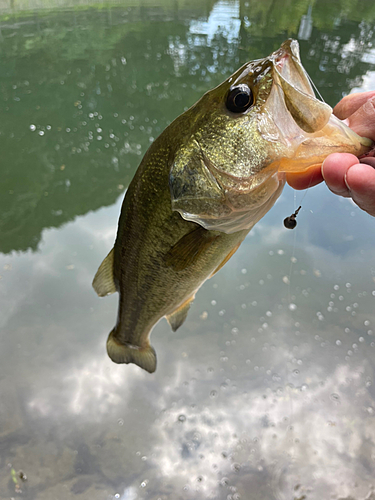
[106,329,157,373]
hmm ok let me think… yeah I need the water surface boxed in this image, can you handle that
[1,1,375,499]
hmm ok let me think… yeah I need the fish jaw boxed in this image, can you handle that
[261,40,372,171]
[277,114,373,173]
[272,39,333,134]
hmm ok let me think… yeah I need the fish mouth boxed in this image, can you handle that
[274,40,311,92]
[272,39,333,134]
[271,40,372,173]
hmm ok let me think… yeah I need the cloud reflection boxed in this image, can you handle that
[144,357,375,499]
[1,185,375,499]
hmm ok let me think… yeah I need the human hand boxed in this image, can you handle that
[286,90,375,217]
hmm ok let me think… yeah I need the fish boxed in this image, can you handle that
[93,39,372,373]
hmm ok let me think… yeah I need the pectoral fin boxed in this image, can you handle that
[92,248,117,297]
[165,226,219,272]
[166,295,195,332]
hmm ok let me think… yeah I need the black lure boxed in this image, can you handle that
[284,206,301,229]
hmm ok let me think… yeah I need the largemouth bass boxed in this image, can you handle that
[93,39,371,373]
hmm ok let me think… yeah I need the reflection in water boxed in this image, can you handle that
[0,0,374,255]
[354,69,375,93]
[1,188,375,498]
[298,4,313,41]
[1,0,375,499]
[189,0,241,45]
[28,353,141,418]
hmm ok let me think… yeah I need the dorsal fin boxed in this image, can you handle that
[92,248,117,297]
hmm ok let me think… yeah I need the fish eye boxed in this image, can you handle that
[226,84,253,113]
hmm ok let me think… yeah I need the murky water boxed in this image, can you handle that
[1,1,375,499]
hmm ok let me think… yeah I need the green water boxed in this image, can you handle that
[1,1,375,498]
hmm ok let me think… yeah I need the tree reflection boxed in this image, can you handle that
[0,0,374,254]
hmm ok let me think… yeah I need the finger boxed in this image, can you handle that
[345,163,375,216]
[333,90,375,120]
[346,96,375,141]
[285,164,324,190]
[321,153,359,197]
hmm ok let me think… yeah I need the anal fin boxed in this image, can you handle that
[93,248,116,297]
[166,295,195,332]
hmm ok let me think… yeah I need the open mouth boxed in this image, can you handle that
[268,40,372,174]
[274,40,315,97]
[272,42,333,134]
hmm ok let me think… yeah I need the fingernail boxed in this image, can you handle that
[321,160,326,180]
[344,172,351,192]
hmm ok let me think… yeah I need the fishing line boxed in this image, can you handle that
[284,185,309,454]
[287,217,298,307]
[285,180,313,305]
[284,191,298,468]
[307,73,325,103]
[283,168,315,230]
